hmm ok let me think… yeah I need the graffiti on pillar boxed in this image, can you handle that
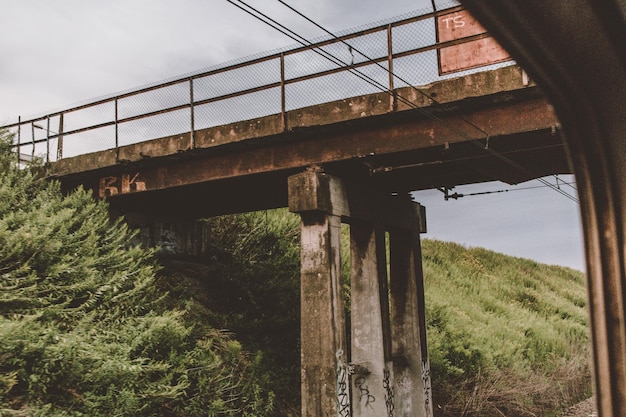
[383,368,395,417]
[99,173,146,198]
[421,360,432,417]
[396,372,414,416]
[336,349,353,417]
[354,376,376,409]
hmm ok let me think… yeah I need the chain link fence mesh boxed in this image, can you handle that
[2,2,514,162]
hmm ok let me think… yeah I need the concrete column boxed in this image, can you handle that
[389,221,432,417]
[289,169,431,417]
[299,211,348,417]
[289,169,349,417]
[350,221,393,417]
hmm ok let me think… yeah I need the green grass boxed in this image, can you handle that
[422,239,590,416]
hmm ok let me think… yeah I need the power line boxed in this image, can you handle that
[277,0,492,138]
[224,1,392,98]
[275,1,579,204]
[226,0,579,203]
[437,178,578,201]
[555,174,578,192]
[227,0,489,143]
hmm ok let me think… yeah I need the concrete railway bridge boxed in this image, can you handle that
[3,6,573,417]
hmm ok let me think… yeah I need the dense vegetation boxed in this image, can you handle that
[0,131,274,416]
[160,212,302,416]
[199,215,590,416]
[0,129,590,416]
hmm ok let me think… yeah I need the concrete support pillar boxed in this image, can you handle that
[289,169,349,417]
[289,168,431,417]
[389,224,433,417]
[350,222,392,417]
[299,210,348,417]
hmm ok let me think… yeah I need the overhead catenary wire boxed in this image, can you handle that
[226,0,488,147]
[225,0,473,138]
[555,174,578,192]
[277,0,492,138]
[276,1,579,204]
[228,0,579,203]
[438,178,578,201]
[224,0,394,100]
[227,0,494,145]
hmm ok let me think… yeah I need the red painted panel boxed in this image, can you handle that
[437,10,511,74]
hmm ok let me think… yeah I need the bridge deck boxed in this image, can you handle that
[50,65,570,218]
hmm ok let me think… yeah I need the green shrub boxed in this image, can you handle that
[0,129,274,416]
[192,210,301,414]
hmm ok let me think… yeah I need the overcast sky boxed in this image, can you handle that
[0,0,585,271]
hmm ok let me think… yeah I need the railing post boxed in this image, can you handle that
[16,116,21,165]
[30,122,35,160]
[114,98,119,161]
[387,24,397,112]
[57,113,64,161]
[190,77,195,149]
[280,53,287,132]
[45,116,50,164]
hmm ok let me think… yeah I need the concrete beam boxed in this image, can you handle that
[52,96,557,183]
[50,65,537,176]
[288,169,425,232]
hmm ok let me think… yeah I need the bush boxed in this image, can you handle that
[0,129,274,416]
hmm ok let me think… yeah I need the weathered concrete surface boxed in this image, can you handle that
[389,228,432,417]
[349,222,390,417]
[51,65,537,175]
[297,213,347,417]
[50,65,569,218]
[288,169,425,232]
[289,170,432,417]
[299,211,346,417]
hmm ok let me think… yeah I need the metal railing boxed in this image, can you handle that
[2,4,513,164]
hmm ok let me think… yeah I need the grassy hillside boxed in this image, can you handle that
[422,239,590,416]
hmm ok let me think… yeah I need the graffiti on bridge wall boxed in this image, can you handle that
[99,173,146,198]
[336,349,399,417]
[336,349,352,417]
